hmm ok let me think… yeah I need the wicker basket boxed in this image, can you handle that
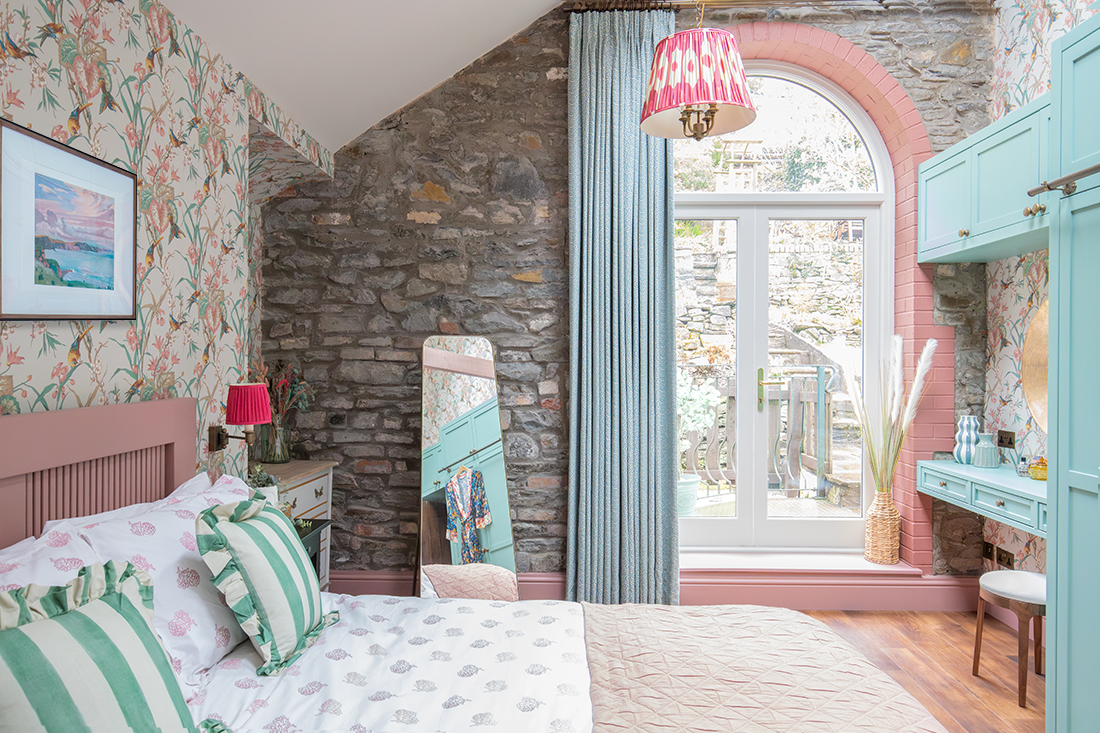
[865,489,901,565]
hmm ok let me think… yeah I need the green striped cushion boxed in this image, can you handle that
[196,498,338,676]
[0,560,230,732]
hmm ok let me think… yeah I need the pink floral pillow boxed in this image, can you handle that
[73,474,252,693]
[0,523,101,591]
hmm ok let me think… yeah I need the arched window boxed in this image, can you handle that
[674,61,894,550]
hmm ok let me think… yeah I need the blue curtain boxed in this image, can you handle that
[566,10,678,605]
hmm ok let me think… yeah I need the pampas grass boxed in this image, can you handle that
[849,336,937,493]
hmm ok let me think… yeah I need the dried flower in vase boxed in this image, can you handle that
[848,335,937,493]
[250,360,314,423]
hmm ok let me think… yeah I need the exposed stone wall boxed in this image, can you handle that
[260,12,570,573]
[261,4,993,574]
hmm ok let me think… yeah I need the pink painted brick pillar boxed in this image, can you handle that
[729,22,955,571]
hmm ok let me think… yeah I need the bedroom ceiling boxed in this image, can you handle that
[171,0,562,154]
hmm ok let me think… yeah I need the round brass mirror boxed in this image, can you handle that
[1021,299,1049,434]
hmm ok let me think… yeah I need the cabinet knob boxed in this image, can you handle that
[1023,206,1034,217]
[1036,203,1047,215]
[995,499,1005,507]
[938,481,947,488]
[958,228,970,237]
[314,486,324,499]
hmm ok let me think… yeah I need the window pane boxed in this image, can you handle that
[676,219,736,518]
[766,219,863,519]
[674,76,876,194]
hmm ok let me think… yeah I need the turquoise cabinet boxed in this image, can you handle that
[1048,13,1100,732]
[918,95,1051,263]
[1048,183,1100,733]
[1051,14,1100,197]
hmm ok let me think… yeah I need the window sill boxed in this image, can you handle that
[679,548,923,578]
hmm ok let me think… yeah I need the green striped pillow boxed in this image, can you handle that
[0,560,230,732]
[196,497,338,676]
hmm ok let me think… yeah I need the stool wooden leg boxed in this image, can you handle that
[1034,615,1044,676]
[972,596,986,676]
[1017,612,1030,708]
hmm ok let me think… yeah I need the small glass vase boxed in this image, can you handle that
[260,419,291,464]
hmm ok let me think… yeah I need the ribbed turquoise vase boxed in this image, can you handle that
[952,415,980,464]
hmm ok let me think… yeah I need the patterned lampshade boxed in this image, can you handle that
[640,27,756,141]
[226,383,271,426]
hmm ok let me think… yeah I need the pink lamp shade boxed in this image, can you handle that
[225,383,271,426]
[640,27,756,140]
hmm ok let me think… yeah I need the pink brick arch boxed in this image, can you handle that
[729,22,955,571]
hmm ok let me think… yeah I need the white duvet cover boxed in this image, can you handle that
[187,592,594,733]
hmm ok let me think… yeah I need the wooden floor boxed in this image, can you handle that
[807,611,1045,733]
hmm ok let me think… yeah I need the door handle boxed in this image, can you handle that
[757,368,784,412]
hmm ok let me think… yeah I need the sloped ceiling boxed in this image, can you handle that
[172,0,562,153]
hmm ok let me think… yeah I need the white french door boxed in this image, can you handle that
[677,196,889,548]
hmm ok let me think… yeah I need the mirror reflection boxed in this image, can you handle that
[419,336,515,598]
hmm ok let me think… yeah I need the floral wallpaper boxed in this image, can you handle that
[983,251,1049,572]
[422,336,497,449]
[984,252,1048,460]
[991,0,1098,119]
[0,0,329,479]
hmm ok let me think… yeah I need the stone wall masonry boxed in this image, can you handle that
[261,11,570,573]
[260,4,994,574]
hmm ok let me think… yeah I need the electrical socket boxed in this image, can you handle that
[982,541,995,562]
[996,547,1015,569]
[997,430,1016,450]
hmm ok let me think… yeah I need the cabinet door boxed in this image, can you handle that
[1054,17,1100,197]
[1049,185,1100,732]
[919,153,971,255]
[972,110,1046,236]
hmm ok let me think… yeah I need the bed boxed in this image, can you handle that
[0,399,949,733]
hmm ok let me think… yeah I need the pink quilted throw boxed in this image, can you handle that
[421,563,519,602]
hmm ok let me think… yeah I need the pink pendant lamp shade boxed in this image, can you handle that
[640,27,756,141]
[225,383,271,426]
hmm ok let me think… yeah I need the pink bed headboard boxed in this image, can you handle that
[0,398,197,548]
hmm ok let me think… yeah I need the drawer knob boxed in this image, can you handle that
[958,228,970,237]
[938,481,947,488]
[1023,206,1033,217]
[315,487,324,499]
[995,499,1005,507]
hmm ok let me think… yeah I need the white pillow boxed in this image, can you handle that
[0,523,102,591]
[72,473,251,692]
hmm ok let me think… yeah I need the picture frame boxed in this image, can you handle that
[0,118,137,320]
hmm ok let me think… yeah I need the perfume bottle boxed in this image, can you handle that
[1028,455,1047,481]
[1016,455,1029,477]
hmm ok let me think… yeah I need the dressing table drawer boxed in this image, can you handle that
[919,467,968,501]
[972,482,1036,528]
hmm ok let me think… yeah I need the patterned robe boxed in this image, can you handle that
[444,468,492,564]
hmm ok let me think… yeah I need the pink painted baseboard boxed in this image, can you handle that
[329,568,980,612]
[679,568,979,611]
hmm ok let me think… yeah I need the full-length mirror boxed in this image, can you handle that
[419,336,515,597]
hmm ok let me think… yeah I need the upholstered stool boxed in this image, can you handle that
[971,570,1046,707]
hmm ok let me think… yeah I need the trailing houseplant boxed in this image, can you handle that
[676,370,723,516]
[848,335,937,564]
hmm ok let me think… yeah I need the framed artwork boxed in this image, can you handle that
[0,118,137,320]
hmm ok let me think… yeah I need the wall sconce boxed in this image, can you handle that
[640,26,756,141]
[208,382,271,453]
